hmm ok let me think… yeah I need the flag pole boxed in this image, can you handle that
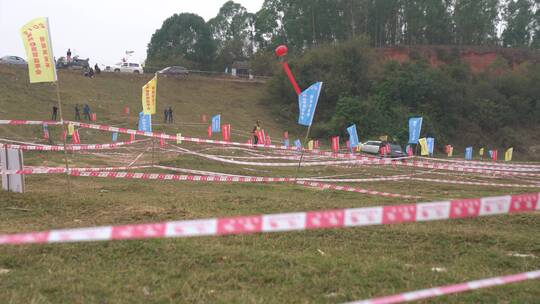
[54,81,72,193]
[294,126,312,182]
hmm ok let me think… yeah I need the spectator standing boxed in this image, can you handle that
[168,107,173,123]
[74,104,81,120]
[52,105,58,120]
[83,104,91,120]
[164,108,169,123]
[66,48,72,63]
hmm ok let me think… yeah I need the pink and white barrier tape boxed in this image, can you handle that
[0,140,143,151]
[0,192,537,245]
[0,120,61,125]
[3,120,540,176]
[410,177,540,189]
[346,269,540,304]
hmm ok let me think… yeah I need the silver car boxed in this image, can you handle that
[361,141,382,154]
[0,56,27,65]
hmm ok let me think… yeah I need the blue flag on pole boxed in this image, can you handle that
[408,117,423,144]
[347,124,359,148]
[138,112,152,132]
[112,132,118,142]
[298,82,323,126]
[294,139,302,150]
[283,139,289,148]
[426,137,434,156]
[465,146,473,160]
[212,115,221,133]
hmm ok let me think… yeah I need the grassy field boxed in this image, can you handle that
[0,65,539,303]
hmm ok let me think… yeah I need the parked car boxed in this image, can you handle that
[56,56,89,70]
[107,62,143,74]
[158,66,189,77]
[360,141,382,154]
[360,141,406,158]
[388,143,407,158]
[0,56,27,65]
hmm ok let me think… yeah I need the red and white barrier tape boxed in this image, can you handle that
[3,120,540,176]
[0,192,537,246]
[346,269,540,304]
[410,177,540,189]
[0,120,61,125]
[0,140,143,151]
[417,156,540,169]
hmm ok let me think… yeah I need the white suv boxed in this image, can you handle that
[110,62,144,74]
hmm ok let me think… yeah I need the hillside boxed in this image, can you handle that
[0,65,298,144]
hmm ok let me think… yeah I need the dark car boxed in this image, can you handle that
[0,56,27,65]
[158,66,189,77]
[388,143,407,158]
[56,56,90,70]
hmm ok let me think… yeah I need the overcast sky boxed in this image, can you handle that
[0,0,263,66]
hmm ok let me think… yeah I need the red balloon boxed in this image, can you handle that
[275,45,288,57]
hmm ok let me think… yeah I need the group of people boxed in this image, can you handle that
[51,104,91,121]
[164,107,174,123]
[84,64,101,78]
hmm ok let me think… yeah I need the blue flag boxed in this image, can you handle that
[298,82,323,126]
[347,124,359,148]
[212,115,221,133]
[426,137,434,155]
[294,139,302,150]
[408,117,423,144]
[283,139,289,148]
[138,112,152,132]
[112,132,118,142]
[465,146,473,160]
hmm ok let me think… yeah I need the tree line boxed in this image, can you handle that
[146,0,540,71]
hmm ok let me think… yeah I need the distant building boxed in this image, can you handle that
[230,61,250,78]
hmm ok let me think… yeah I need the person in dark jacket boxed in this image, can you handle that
[52,105,58,120]
[74,104,81,120]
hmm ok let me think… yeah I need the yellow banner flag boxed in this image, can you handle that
[20,17,57,83]
[67,123,74,135]
[479,148,484,156]
[418,138,428,156]
[142,75,157,114]
[448,146,453,157]
[307,140,313,151]
[505,147,513,161]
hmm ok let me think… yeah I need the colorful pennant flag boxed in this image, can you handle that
[504,147,513,161]
[418,138,428,156]
[20,17,57,83]
[408,117,423,144]
[298,82,323,126]
[142,75,157,114]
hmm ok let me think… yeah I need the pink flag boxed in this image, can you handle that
[124,106,130,115]
[283,131,289,139]
[71,130,80,144]
[160,138,165,147]
[221,124,231,141]
[314,140,319,149]
[331,136,339,153]
[130,133,135,142]
[91,113,97,121]
[265,135,271,145]
[207,125,212,138]
[492,150,498,161]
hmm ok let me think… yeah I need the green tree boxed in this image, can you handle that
[502,0,537,47]
[453,0,501,45]
[208,1,255,70]
[146,13,216,70]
